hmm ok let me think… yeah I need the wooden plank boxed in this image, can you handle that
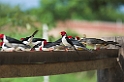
[0,49,118,65]
[0,58,117,78]
[118,37,124,73]
[102,36,124,72]
[97,63,124,82]
[97,37,124,82]
[118,42,124,73]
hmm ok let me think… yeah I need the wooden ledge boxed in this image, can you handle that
[0,49,119,78]
[0,49,119,65]
[0,58,117,78]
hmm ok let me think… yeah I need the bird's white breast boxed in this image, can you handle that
[62,36,71,47]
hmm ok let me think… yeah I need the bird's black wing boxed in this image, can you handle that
[72,39,92,53]
[31,30,38,37]
[44,38,62,48]
[80,38,105,44]
[65,37,74,46]
[65,37,80,55]
[106,41,121,47]
[6,36,23,44]
[21,30,38,42]
[32,38,46,42]
[44,42,58,48]
[106,41,119,45]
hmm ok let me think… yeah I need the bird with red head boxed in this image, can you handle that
[0,34,4,40]
[60,31,67,36]
[0,42,3,47]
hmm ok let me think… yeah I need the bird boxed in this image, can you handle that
[0,41,3,47]
[80,38,103,50]
[67,35,92,52]
[43,38,64,51]
[60,31,81,55]
[20,30,38,45]
[0,30,39,51]
[75,36,81,41]
[80,34,120,50]
[0,33,26,48]
[0,40,31,52]
[21,37,46,46]
[31,40,54,51]
[0,33,34,51]
[31,38,63,51]
[31,42,44,51]
[0,41,15,52]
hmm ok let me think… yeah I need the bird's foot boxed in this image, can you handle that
[65,48,69,52]
[49,48,54,52]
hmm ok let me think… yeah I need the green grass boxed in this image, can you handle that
[0,71,96,82]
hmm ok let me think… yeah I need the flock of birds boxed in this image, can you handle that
[0,30,121,54]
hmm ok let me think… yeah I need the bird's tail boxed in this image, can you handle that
[31,30,39,37]
[29,30,39,45]
[106,41,121,47]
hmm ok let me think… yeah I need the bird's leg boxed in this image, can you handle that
[64,46,68,52]
[95,44,101,50]
[49,48,54,52]
[94,45,97,50]
[65,48,68,52]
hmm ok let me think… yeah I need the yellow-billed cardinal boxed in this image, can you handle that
[31,38,63,51]
[80,37,120,50]
[0,42,2,47]
[60,31,80,55]
[67,35,92,52]
[0,41,15,52]
[31,40,54,51]
[21,30,38,45]
[0,34,31,51]
[0,34,25,47]
[21,38,46,46]
[75,36,81,41]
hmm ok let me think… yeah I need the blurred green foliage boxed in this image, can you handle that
[1,0,124,28]
[28,0,124,26]
[0,3,37,28]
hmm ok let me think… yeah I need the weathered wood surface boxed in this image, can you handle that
[97,37,124,82]
[0,58,117,78]
[97,63,124,82]
[0,49,118,65]
[118,44,124,73]
[102,37,124,72]
[0,49,118,78]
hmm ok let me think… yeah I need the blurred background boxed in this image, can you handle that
[0,0,124,82]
